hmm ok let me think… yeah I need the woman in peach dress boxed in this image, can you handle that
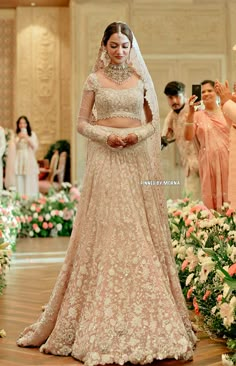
[185,80,231,211]
[17,22,196,365]
[215,80,236,209]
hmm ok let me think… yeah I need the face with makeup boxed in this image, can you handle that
[201,82,217,108]
[105,32,131,65]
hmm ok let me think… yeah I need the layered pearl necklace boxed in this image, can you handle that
[104,63,134,84]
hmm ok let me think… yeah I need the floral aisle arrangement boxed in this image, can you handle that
[0,191,21,338]
[0,191,21,293]
[167,198,236,365]
[17,183,79,238]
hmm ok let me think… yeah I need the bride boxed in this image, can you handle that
[17,21,196,365]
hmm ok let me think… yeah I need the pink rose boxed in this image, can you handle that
[226,208,235,216]
[181,259,189,271]
[228,263,236,277]
[42,222,48,230]
[32,223,38,230]
[173,210,181,217]
[185,219,192,226]
[186,227,194,238]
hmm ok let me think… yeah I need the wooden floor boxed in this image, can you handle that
[0,237,228,366]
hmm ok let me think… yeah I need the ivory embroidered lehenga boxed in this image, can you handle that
[17,30,196,365]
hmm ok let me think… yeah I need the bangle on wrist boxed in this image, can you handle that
[185,122,194,125]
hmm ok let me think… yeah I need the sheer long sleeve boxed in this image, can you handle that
[133,122,156,143]
[29,132,38,152]
[77,75,112,145]
[133,97,156,143]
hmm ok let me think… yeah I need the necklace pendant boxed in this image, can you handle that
[104,63,133,84]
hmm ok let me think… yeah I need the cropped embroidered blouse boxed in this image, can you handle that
[77,72,155,146]
[84,73,144,121]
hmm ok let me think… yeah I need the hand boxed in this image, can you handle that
[214,80,232,105]
[188,95,201,110]
[18,132,27,139]
[107,134,126,148]
[165,127,174,139]
[123,133,138,147]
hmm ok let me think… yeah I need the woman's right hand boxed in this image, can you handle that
[188,95,200,111]
[107,134,126,148]
[18,132,27,139]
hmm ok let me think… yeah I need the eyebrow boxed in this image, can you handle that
[110,41,129,45]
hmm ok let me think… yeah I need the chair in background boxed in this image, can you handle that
[39,151,67,194]
[38,150,59,194]
[53,151,67,190]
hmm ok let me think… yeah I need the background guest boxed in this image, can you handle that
[185,80,231,211]
[15,116,39,197]
[162,81,200,200]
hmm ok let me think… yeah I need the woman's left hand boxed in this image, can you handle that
[123,133,138,147]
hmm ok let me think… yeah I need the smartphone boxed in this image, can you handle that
[192,84,202,102]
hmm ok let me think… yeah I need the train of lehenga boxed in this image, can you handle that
[17,131,196,365]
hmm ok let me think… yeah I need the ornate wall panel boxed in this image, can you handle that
[132,1,226,55]
[15,7,70,159]
[59,8,71,141]
[0,11,15,129]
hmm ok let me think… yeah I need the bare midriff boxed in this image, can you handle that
[96,117,141,128]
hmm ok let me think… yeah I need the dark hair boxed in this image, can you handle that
[102,22,133,47]
[201,79,215,87]
[16,115,32,136]
[164,81,185,96]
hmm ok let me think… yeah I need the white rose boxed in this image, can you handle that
[56,223,62,231]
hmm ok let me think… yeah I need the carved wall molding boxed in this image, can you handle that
[0,13,15,129]
[15,7,70,159]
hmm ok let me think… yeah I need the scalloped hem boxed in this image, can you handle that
[40,345,194,366]
[77,349,194,366]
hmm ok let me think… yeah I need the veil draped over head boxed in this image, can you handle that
[92,22,162,172]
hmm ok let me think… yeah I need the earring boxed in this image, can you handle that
[101,47,110,66]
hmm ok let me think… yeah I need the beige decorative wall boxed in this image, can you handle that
[0,10,15,129]
[71,0,236,198]
[15,6,71,159]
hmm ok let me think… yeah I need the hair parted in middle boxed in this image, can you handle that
[102,22,133,47]
[16,115,32,136]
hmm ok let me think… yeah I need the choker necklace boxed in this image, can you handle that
[104,63,133,84]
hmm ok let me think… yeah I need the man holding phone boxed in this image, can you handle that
[162,81,201,200]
